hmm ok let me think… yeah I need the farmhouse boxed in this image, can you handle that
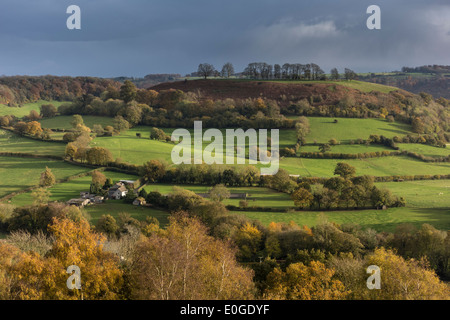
[92,195,104,204]
[66,198,90,208]
[108,183,128,199]
[133,197,146,206]
[120,180,136,187]
[80,192,104,203]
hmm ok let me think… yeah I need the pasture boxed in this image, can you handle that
[299,144,393,154]
[143,183,295,209]
[278,156,450,177]
[232,207,450,232]
[38,115,115,130]
[376,180,450,208]
[0,100,68,118]
[397,143,450,158]
[84,201,169,227]
[304,117,412,143]
[91,126,175,164]
[0,129,65,157]
[0,156,91,199]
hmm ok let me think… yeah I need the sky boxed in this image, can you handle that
[0,0,449,78]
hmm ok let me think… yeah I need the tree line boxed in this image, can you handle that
[195,62,357,81]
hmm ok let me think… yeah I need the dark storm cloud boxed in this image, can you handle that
[0,0,448,77]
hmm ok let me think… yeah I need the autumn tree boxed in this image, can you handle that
[120,80,137,103]
[26,110,41,121]
[319,143,331,153]
[233,222,263,261]
[31,187,52,205]
[150,127,167,140]
[0,218,123,300]
[364,248,450,300]
[70,114,84,128]
[40,104,57,118]
[334,162,356,179]
[26,121,43,137]
[291,188,313,209]
[85,147,113,165]
[412,117,425,134]
[129,213,255,300]
[295,117,310,144]
[208,184,231,202]
[264,261,350,300]
[141,160,166,183]
[113,115,130,132]
[96,214,119,236]
[91,170,107,186]
[39,166,55,187]
[92,124,104,136]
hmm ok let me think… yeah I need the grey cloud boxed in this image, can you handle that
[0,0,448,77]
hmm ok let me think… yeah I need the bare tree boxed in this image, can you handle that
[330,68,340,80]
[221,62,235,78]
[273,64,281,79]
[344,68,357,80]
[198,63,216,79]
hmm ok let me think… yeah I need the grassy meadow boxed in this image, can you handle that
[143,183,295,209]
[278,156,450,177]
[231,207,450,233]
[84,201,170,227]
[39,115,115,130]
[0,156,91,198]
[304,117,412,143]
[0,129,65,157]
[397,143,450,158]
[0,100,68,118]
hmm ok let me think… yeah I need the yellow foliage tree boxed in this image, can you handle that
[365,247,450,300]
[264,261,350,300]
[130,213,255,300]
[233,222,263,261]
[0,218,123,300]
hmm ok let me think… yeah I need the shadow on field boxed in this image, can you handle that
[363,207,450,232]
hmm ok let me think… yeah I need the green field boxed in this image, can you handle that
[0,156,91,199]
[229,179,450,232]
[232,207,450,232]
[91,126,175,164]
[84,201,169,227]
[279,156,450,177]
[39,115,115,130]
[0,101,68,118]
[8,171,140,207]
[397,143,450,158]
[376,180,450,208]
[143,183,295,209]
[0,129,65,157]
[303,117,412,143]
[299,144,393,154]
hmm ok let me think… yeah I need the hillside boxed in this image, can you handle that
[0,76,121,106]
[359,73,450,99]
[151,79,411,106]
